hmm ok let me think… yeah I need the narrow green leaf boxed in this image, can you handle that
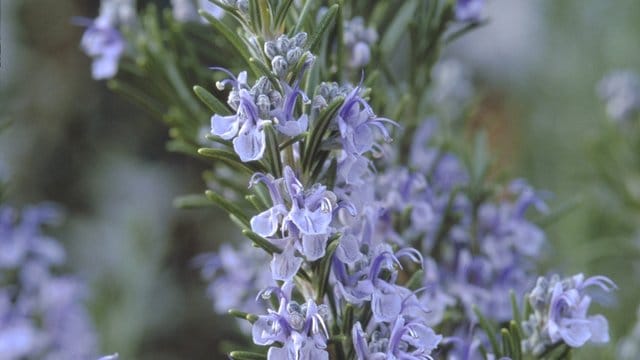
[207,0,239,15]
[473,306,500,357]
[229,351,267,360]
[478,345,489,360]
[228,309,258,323]
[230,213,250,230]
[274,0,295,29]
[316,237,340,303]
[199,10,258,74]
[167,139,200,157]
[246,194,267,211]
[292,0,314,34]
[242,229,282,254]
[264,124,283,178]
[193,85,231,115]
[306,4,339,54]
[341,303,354,335]
[173,194,213,209]
[258,0,272,34]
[509,321,523,360]
[204,190,250,225]
[445,19,489,44]
[197,147,264,174]
[325,157,338,190]
[405,269,425,291]
[249,58,281,90]
[303,96,344,172]
[248,0,262,32]
[500,328,512,357]
[510,291,523,331]
[380,0,418,55]
[279,132,307,151]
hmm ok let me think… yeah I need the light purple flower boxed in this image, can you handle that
[455,0,485,22]
[211,70,272,161]
[352,316,441,360]
[523,274,616,353]
[195,242,275,315]
[250,167,337,280]
[0,205,99,359]
[337,87,396,157]
[252,283,329,360]
[597,70,640,122]
[343,17,378,68]
[272,82,309,137]
[77,17,125,80]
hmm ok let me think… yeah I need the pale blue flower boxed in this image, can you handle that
[78,18,125,80]
[211,69,274,161]
[523,274,616,353]
[0,205,99,359]
[597,70,640,122]
[337,87,395,157]
[252,283,329,360]
[455,0,485,22]
[250,167,337,280]
[195,242,275,314]
[352,316,441,360]
[272,82,309,137]
[343,17,378,68]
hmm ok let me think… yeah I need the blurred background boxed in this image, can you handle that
[1,0,639,358]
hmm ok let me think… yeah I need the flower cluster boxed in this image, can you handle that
[74,0,621,358]
[0,205,100,359]
[522,274,616,354]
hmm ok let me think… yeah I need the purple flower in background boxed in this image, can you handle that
[252,283,330,360]
[352,316,441,360]
[79,20,125,80]
[523,274,616,353]
[597,70,640,122]
[343,17,378,68]
[0,205,100,359]
[455,0,485,22]
[195,242,275,315]
[171,0,224,22]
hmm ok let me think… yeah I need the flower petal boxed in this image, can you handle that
[270,246,302,281]
[301,234,328,261]
[211,114,239,140]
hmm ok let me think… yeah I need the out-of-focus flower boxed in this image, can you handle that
[429,59,474,120]
[0,205,100,359]
[195,242,274,315]
[171,0,224,22]
[76,0,135,80]
[455,0,485,22]
[343,17,378,68]
[597,70,640,122]
[79,19,125,80]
